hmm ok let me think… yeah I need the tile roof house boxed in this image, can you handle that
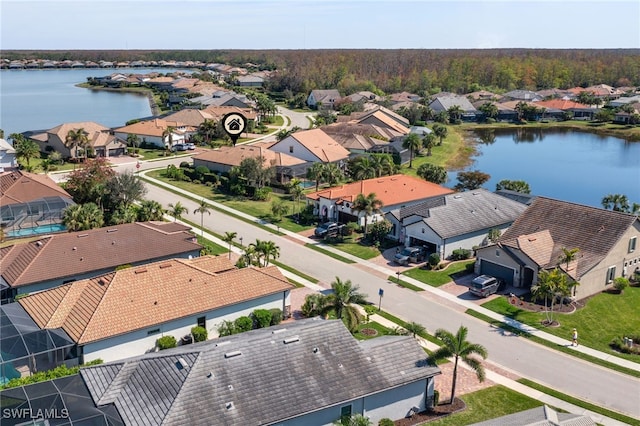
[12,318,440,425]
[0,170,74,240]
[0,221,203,303]
[0,138,18,171]
[320,122,400,154]
[428,95,477,116]
[474,197,640,298]
[306,174,454,225]
[18,256,293,363]
[386,189,528,259]
[113,118,188,148]
[388,91,421,104]
[160,109,215,127]
[28,121,127,159]
[307,89,342,110]
[269,128,350,164]
[501,90,543,102]
[192,144,308,183]
[534,99,597,120]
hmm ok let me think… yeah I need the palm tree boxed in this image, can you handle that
[402,133,422,168]
[62,204,83,232]
[417,163,448,185]
[136,200,166,222]
[270,199,289,221]
[432,326,488,404]
[348,156,377,181]
[193,199,212,237]
[321,277,368,333]
[432,123,448,146]
[168,201,188,222]
[422,132,437,157]
[322,163,343,187]
[162,126,175,149]
[351,192,383,237]
[447,105,464,122]
[65,128,89,162]
[290,182,304,220]
[110,205,138,225]
[558,247,579,274]
[306,162,325,192]
[531,268,571,325]
[11,134,40,167]
[73,202,104,231]
[126,133,141,155]
[404,321,426,338]
[601,194,630,212]
[261,240,280,266]
[198,119,218,144]
[105,171,147,212]
[222,231,237,260]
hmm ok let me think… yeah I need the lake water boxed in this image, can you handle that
[448,128,640,208]
[0,68,186,136]
[1,70,638,208]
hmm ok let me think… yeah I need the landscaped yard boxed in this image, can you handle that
[354,321,393,341]
[481,286,640,363]
[321,235,381,260]
[404,260,474,287]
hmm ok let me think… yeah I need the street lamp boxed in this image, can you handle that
[396,270,401,284]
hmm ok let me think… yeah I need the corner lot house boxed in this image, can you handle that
[28,121,127,159]
[0,170,74,239]
[386,189,527,259]
[18,256,294,363]
[475,197,640,298]
[307,174,453,224]
[0,221,202,303]
[0,318,441,425]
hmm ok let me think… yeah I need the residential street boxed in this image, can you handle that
[142,180,640,419]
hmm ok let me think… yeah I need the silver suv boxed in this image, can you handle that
[394,246,427,266]
[469,275,500,298]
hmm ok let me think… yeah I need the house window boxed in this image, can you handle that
[629,237,637,253]
[289,146,294,153]
[197,316,206,329]
[340,405,352,419]
[606,266,616,284]
[147,328,160,336]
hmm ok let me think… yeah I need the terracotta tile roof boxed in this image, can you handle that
[0,222,202,288]
[193,145,306,168]
[113,119,187,137]
[0,170,72,205]
[286,129,350,163]
[358,110,410,134]
[306,174,453,207]
[19,257,292,344]
[48,122,111,142]
[534,99,591,110]
[499,197,639,277]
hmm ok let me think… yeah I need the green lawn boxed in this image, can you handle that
[354,321,393,340]
[426,385,543,426]
[304,244,356,264]
[321,235,381,260]
[404,260,474,287]
[195,235,227,256]
[481,286,640,363]
[388,276,424,292]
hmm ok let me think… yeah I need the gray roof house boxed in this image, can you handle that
[307,89,342,110]
[474,197,640,298]
[501,90,543,102]
[386,189,528,259]
[428,95,477,116]
[1,318,441,425]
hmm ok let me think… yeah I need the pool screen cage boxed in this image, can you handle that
[1,196,74,236]
[0,303,77,386]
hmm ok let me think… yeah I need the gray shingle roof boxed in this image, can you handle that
[81,318,440,425]
[398,190,528,238]
[470,405,596,426]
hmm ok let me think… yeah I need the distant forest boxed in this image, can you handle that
[4,49,640,95]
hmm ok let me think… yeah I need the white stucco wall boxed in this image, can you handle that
[270,137,320,162]
[82,291,290,363]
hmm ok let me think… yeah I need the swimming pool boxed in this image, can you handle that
[7,223,67,238]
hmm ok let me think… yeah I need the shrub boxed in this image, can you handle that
[194,165,210,179]
[234,316,253,332]
[1,359,103,390]
[613,277,629,292]
[465,262,475,273]
[378,419,394,426]
[191,326,208,342]
[217,320,237,337]
[346,222,360,235]
[610,335,640,355]
[253,187,272,201]
[192,179,201,185]
[433,389,440,407]
[428,253,440,268]
[269,308,283,325]
[156,335,177,350]
[252,309,273,329]
[179,161,191,168]
[451,248,471,261]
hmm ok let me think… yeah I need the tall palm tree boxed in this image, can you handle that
[558,247,579,273]
[136,200,166,222]
[447,105,464,122]
[198,119,218,144]
[404,321,426,338]
[261,240,280,266]
[306,162,325,192]
[351,192,383,237]
[432,123,448,146]
[601,194,630,212]
[322,163,343,187]
[349,156,377,181]
[402,133,422,168]
[167,201,188,222]
[531,268,571,325]
[162,126,175,149]
[11,134,40,167]
[431,326,488,404]
[193,199,212,237]
[321,277,368,333]
[422,132,437,157]
[222,231,237,260]
[65,128,89,162]
[126,133,141,155]
[290,182,304,220]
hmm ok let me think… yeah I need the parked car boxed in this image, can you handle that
[469,275,502,298]
[314,222,343,238]
[171,144,188,152]
[394,246,427,266]
[185,143,196,150]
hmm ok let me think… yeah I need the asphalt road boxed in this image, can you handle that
[143,181,640,419]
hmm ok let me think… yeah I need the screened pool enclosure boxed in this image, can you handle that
[1,196,73,239]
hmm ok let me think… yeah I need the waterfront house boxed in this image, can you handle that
[113,118,188,148]
[269,128,350,165]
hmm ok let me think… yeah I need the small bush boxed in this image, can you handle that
[179,161,191,168]
[191,326,208,342]
[433,389,440,407]
[613,277,629,292]
[234,316,253,332]
[156,335,177,350]
[428,253,440,268]
[217,320,237,337]
[451,248,471,261]
[252,309,273,328]
[378,419,394,426]
[269,308,283,325]
[192,179,201,185]
[253,187,272,201]
[610,335,640,355]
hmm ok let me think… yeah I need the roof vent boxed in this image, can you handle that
[453,195,462,199]
[283,336,299,344]
[227,384,233,391]
[159,263,172,269]
[313,347,319,353]
[215,341,231,347]
[134,269,148,274]
[98,279,106,286]
[225,402,234,410]
[176,358,189,370]
[106,228,118,233]
[78,234,89,238]
[224,350,242,358]
[207,371,214,379]
[272,329,287,334]
[35,241,43,247]
[72,246,77,251]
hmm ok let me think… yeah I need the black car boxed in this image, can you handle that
[314,222,342,238]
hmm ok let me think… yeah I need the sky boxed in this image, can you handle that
[1,0,639,50]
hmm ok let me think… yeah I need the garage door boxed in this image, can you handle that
[480,260,515,286]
